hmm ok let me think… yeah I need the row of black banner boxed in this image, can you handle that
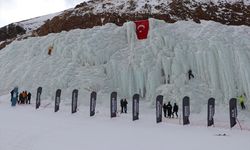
[35,87,80,114]
[156,95,238,128]
[35,87,238,128]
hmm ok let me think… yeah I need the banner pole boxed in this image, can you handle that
[179,114,181,125]
[236,118,243,130]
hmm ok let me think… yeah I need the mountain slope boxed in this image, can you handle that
[36,0,250,36]
[0,11,62,49]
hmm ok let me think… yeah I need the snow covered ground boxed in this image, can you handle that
[0,94,250,150]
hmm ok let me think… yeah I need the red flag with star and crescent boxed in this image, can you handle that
[134,20,149,40]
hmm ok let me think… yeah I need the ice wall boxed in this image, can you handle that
[107,19,250,108]
[0,24,128,103]
[0,19,249,110]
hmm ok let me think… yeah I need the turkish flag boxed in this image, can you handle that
[134,20,149,40]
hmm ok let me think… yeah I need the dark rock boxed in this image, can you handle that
[0,24,25,41]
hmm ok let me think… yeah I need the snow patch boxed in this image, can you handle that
[15,11,63,32]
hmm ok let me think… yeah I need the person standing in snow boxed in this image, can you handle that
[21,91,25,104]
[238,95,246,110]
[166,102,172,118]
[172,103,179,118]
[120,99,124,113]
[163,103,167,118]
[27,92,31,104]
[24,91,28,104]
[188,69,194,80]
[123,99,128,113]
[18,93,22,104]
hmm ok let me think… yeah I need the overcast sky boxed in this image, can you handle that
[0,0,84,27]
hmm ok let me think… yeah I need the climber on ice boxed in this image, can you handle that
[188,69,194,80]
[48,45,53,55]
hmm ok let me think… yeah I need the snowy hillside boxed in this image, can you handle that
[34,0,250,43]
[0,11,63,49]
[0,19,250,112]
[74,0,250,14]
[15,11,62,32]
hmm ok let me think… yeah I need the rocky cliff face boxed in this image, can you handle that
[0,0,249,49]
[0,24,26,41]
[35,0,250,36]
[0,24,26,49]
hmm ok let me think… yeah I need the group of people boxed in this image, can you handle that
[163,102,179,118]
[18,91,31,104]
[120,99,128,113]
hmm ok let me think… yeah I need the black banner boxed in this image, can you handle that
[90,91,97,116]
[11,87,18,106]
[54,89,61,112]
[110,91,117,118]
[182,96,190,125]
[207,98,215,127]
[72,89,78,114]
[36,87,42,109]
[132,94,140,121]
[156,95,163,123]
[229,98,237,128]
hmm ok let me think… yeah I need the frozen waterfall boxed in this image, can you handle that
[0,19,249,110]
